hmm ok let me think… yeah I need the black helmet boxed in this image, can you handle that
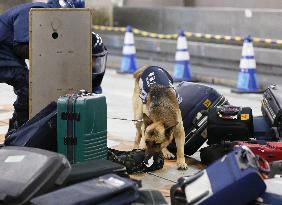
[92,32,108,94]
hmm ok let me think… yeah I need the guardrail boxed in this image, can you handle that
[93,25,282,47]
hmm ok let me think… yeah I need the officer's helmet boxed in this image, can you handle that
[48,0,85,8]
[92,32,108,74]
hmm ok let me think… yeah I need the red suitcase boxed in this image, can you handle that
[237,141,282,162]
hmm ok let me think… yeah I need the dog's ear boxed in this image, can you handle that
[143,113,153,126]
[164,122,178,137]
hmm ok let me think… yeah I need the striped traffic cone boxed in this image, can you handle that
[232,35,263,93]
[118,25,137,74]
[173,30,192,81]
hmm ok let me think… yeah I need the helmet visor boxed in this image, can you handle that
[92,54,107,74]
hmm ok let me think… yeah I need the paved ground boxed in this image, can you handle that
[0,68,267,204]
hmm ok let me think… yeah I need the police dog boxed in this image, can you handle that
[132,65,188,170]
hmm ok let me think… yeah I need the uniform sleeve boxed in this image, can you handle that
[13,8,30,46]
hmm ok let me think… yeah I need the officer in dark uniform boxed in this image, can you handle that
[91,32,108,94]
[0,0,85,134]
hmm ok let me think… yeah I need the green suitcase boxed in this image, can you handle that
[57,91,107,164]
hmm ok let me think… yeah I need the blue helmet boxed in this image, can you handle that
[47,0,85,8]
[73,0,85,8]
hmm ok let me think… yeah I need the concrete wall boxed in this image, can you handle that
[185,0,282,9]
[100,32,282,77]
[113,7,282,39]
[0,0,31,12]
[123,0,282,9]
[123,0,185,7]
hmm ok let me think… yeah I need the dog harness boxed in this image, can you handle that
[139,66,182,104]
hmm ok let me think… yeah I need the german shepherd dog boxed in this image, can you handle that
[132,65,188,170]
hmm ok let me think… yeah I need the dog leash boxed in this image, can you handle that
[147,172,177,183]
[107,116,143,122]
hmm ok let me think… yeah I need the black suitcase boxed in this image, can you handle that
[64,159,128,186]
[199,142,235,165]
[168,82,228,155]
[31,174,140,205]
[0,146,71,205]
[261,85,282,130]
[207,105,253,145]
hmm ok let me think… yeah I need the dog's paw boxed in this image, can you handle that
[162,149,175,159]
[177,162,188,170]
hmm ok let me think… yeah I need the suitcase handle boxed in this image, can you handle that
[255,155,270,175]
[217,106,241,120]
[236,147,270,174]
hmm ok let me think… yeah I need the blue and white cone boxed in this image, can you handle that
[173,30,192,81]
[232,35,263,93]
[118,25,137,74]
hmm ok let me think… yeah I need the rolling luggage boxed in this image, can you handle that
[0,146,71,205]
[64,159,128,186]
[4,101,57,152]
[207,105,253,145]
[237,141,282,163]
[30,174,140,205]
[168,82,228,155]
[261,85,282,132]
[174,147,266,205]
[57,90,107,164]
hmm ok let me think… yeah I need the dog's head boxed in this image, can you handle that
[143,113,178,154]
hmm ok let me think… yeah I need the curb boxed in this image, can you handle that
[107,60,268,90]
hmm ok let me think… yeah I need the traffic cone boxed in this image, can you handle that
[232,35,263,93]
[173,30,192,81]
[118,25,137,74]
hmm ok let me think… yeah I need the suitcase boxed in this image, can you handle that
[4,101,57,152]
[261,85,282,131]
[207,105,253,145]
[253,116,278,141]
[253,178,282,205]
[30,174,140,205]
[178,147,266,205]
[199,142,235,166]
[64,159,129,186]
[237,141,282,163]
[0,146,71,205]
[168,82,228,155]
[133,189,168,205]
[57,90,107,164]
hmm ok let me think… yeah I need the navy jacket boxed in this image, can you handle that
[0,2,60,68]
